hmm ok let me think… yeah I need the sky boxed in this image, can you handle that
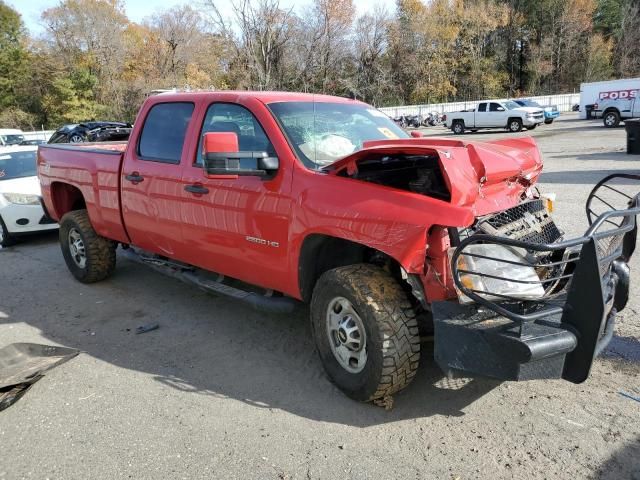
[8,0,396,36]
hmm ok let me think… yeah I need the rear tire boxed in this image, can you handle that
[59,209,116,283]
[508,118,523,132]
[0,216,16,248]
[603,111,620,128]
[310,264,421,402]
[452,121,465,135]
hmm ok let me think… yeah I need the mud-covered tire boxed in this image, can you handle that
[0,216,16,248]
[59,209,116,283]
[310,264,421,402]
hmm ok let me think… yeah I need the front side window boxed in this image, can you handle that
[0,150,37,180]
[138,102,194,163]
[490,103,503,112]
[196,103,274,166]
[268,102,409,169]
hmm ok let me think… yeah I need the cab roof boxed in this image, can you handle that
[149,90,365,106]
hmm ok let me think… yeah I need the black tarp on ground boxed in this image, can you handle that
[0,343,79,411]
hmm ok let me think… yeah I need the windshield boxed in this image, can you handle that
[268,102,410,168]
[521,100,541,108]
[503,100,523,110]
[0,150,37,180]
[1,134,25,146]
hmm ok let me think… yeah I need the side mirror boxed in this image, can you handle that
[202,132,279,177]
[410,130,423,138]
[497,107,505,111]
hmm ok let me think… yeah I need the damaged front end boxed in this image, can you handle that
[433,174,640,383]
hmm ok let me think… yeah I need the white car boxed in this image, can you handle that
[444,100,544,134]
[0,129,25,146]
[0,146,58,247]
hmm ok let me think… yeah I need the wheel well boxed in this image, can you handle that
[508,117,522,123]
[298,234,404,303]
[603,108,619,116]
[50,182,86,218]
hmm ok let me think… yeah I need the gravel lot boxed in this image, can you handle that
[1,114,639,479]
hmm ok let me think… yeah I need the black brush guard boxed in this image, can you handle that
[433,174,640,382]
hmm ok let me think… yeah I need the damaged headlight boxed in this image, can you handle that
[1,193,41,205]
[452,244,545,304]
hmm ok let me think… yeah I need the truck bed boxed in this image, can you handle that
[38,141,130,243]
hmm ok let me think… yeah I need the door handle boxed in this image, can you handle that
[184,184,210,195]
[125,173,144,183]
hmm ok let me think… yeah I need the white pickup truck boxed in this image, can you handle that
[594,96,640,127]
[444,100,544,134]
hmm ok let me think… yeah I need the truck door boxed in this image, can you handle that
[121,101,195,256]
[475,102,489,127]
[179,101,293,293]
[489,102,507,126]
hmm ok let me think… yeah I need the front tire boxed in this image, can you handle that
[310,264,421,402]
[528,124,537,130]
[59,209,116,283]
[544,119,553,124]
[0,216,16,248]
[603,111,620,128]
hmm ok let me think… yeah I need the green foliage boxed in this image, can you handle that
[42,74,107,126]
[0,1,29,110]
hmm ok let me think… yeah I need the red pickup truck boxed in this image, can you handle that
[38,91,639,403]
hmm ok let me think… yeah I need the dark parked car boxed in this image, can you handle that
[48,122,132,144]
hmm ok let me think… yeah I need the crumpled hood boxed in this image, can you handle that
[325,136,543,218]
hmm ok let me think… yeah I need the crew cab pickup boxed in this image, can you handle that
[594,96,640,127]
[444,100,544,134]
[38,91,639,403]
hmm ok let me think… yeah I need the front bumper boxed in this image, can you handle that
[524,116,544,126]
[433,174,639,383]
[0,201,58,235]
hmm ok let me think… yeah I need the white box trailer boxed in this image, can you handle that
[579,78,640,119]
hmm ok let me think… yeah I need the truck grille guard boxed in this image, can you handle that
[434,174,640,383]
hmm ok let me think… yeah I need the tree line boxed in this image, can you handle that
[0,0,638,130]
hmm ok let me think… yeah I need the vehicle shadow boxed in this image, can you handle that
[0,239,500,427]
[592,439,640,479]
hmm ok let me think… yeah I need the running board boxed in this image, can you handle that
[119,248,300,314]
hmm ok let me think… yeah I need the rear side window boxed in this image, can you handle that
[478,103,487,112]
[138,102,194,163]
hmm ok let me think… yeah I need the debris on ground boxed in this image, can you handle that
[135,323,159,334]
[0,343,79,411]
